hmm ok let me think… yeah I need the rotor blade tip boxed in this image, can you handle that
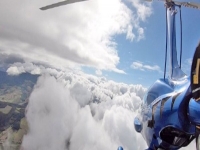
[39,7,46,10]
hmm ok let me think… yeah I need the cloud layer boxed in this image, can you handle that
[21,69,147,150]
[20,70,195,150]
[0,0,152,73]
[2,61,195,150]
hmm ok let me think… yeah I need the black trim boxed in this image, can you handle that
[171,93,181,111]
[160,97,171,118]
[191,43,200,100]
[148,101,160,128]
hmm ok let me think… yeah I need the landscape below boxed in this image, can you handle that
[0,71,38,150]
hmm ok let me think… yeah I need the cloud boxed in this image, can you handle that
[186,58,192,65]
[0,53,25,71]
[5,62,72,77]
[6,62,42,76]
[22,76,79,150]
[0,0,152,74]
[129,0,152,22]
[126,0,152,41]
[70,83,92,107]
[137,27,145,41]
[6,66,25,76]
[5,64,194,150]
[131,61,161,72]
[95,70,102,76]
[20,69,147,150]
[181,58,192,75]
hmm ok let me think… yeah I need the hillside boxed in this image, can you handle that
[0,71,39,150]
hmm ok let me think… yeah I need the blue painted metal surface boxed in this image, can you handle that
[189,99,200,125]
[117,146,124,150]
[167,5,185,80]
[134,117,143,132]
[133,2,200,150]
[138,77,196,149]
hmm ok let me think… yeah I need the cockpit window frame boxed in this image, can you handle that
[146,92,159,105]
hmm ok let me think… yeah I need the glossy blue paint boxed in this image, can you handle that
[138,77,195,149]
[117,146,124,150]
[167,5,185,80]
[188,99,200,125]
[134,117,143,132]
[134,2,200,150]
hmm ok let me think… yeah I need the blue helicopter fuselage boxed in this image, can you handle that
[138,76,197,149]
[134,3,200,150]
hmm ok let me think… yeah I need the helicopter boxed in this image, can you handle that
[40,0,200,149]
[132,0,200,149]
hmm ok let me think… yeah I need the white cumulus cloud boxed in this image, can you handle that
[3,64,195,150]
[131,61,161,72]
[20,69,148,150]
[0,0,152,74]
[6,66,25,76]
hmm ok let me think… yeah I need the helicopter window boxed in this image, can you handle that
[146,92,158,105]
[160,126,194,147]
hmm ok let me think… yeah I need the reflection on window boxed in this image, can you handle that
[146,92,158,105]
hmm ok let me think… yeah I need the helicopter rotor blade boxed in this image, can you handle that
[142,0,200,9]
[40,0,88,10]
[143,0,153,2]
[174,1,200,9]
[143,0,174,2]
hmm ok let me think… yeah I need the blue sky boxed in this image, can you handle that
[0,1,199,149]
[0,0,200,88]
[84,1,200,88]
